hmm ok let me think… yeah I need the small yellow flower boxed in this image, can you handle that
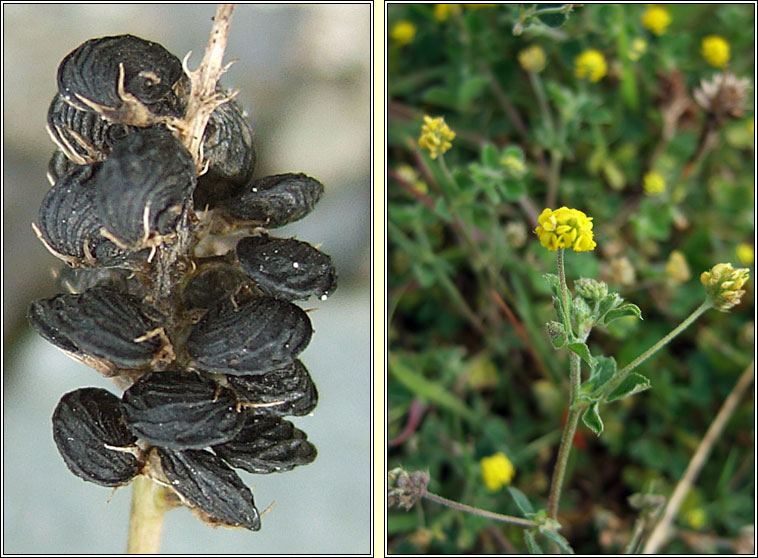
[685,508,706,530]
[641,5,672,36]
[701,262,750,311]
[480,452,515,491]
[418,115,455,160]
[747,117,754,135]
[574,49,607,82]
[434,4,462,22]
[518,45,547,73]
[535,207,597,252]
[628,38,648,61]
[701,35,730,68]
[390,21,417,46]
[643,171,666,196]
[396,163,428,195]
[665,250,691,285]
[736,243,754,265]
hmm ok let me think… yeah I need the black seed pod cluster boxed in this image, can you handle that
[30,34,336,532]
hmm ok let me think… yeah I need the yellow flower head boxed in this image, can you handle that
[701,262,750,311]
[641,5,672,36]
[397,163,428,195]
[643,171,666,196]
[518,45,547,73]
[434,4,462,22]
[628,38,648,61]
[480,452,515,491]
[535,207,597,252]
[685,508,706,530]
[574,49,608,82]
[390,21,417,46]
[702,35,730,68]
[665,250,691,285]
[736,243,754,265]
[418,115,456,160]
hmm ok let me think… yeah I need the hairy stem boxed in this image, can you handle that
[422,491,537,528]
[547,353,582,519]
[599,299,713,400]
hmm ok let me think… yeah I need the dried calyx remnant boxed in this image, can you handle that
[29,33,337,532]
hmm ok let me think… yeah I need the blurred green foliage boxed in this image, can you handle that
[387,3,754,554]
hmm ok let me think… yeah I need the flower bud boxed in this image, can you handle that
[574,277,609,302]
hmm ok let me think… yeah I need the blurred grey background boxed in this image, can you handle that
[3,3,371,554]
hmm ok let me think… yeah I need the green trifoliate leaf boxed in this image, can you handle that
[607,373,651,402]
[543,273,561,298]
[567,342,594,368]
[597,292,623,320]
[552,296,571,331]
[539,528,575,554]
[582,401,604,435]
[507,486,535,516]
[582,355,617,395]
[524,529,543,554]
[546,321,568,348]
[600,303,643,326]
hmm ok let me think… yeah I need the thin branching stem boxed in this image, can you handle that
[422,491,537,528]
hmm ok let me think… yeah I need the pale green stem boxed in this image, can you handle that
[599,299,713,400]
[546,249,583,519]
[547,352,582,520]
[422,491,537,528]
[556,249,572,336]
[127,476,169,554]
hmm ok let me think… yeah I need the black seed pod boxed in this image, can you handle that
[57,34,182,115]
[236,236,337,301]
[218,173,324,228]
[55,266,143,298]
[47,93,133,165]
[157,447,261,531]
[213,415,316,474]
[52,387,141,487]
[121,370,245,449]
[180,264,251,312]
[194,98,256,209]
[95,128,196,247]
[226,360,318,416]
[36,163,128,266]
[187,296,313,375]
[47,150,78,185]
[27,287,163,370]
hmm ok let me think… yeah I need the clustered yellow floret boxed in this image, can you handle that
[641,5,672,36]
[390,21,417,46]
[518,45,547,73]
[701,35,730,68]
[736,243,754,266]
[643,171,666,196]
[535,207,597,252]
[701,263,750,311]
[480,452,515,492]
[418,115,456,160]
[574,49,607,82]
